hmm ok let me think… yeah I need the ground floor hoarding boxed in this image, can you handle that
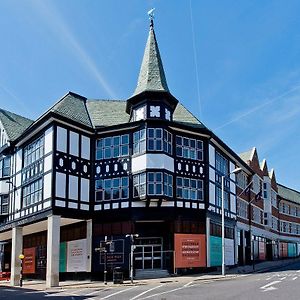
[92,235,129,273]
[174,234,206,268]
[225,238,235,266]
[59,242,67,272]
[66,239,88,272]
[210,236,235,267]
[59,239,88,273]
[210,236,222,267]
[259,241,266,260]
[288,243,297,257]
[280,242,288,258]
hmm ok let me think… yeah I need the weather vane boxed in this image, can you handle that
[148,8,155,27]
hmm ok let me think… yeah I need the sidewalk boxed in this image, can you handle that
[1,257,299,291]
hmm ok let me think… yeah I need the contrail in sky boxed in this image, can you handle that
[214,84,300,131]
[0,82,31,115]
[189,0,202,119]
[31,0,117,99]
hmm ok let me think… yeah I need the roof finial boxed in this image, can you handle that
[147,8,155,28]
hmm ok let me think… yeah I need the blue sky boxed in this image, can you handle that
[0,0,299,190]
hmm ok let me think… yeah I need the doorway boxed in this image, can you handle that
[134,238,163,270]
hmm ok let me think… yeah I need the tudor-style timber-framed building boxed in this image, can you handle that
[0,19,300,287]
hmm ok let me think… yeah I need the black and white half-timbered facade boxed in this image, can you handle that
[0,19,299,287]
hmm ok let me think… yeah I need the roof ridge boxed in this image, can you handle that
[176,103,205,126]
[87,99,125,103]
[278,183,300,194]
[0,108,33,123]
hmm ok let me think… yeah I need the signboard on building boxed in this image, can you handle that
[99,239,125,264]
[23,247,36,274]
[92,236,129,272]
[174,234,206,268]
[66,239,87,272]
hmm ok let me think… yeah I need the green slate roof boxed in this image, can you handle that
[0,93,205,143]
[86,100,129,127]
[0,109,33,141]
[278,184,300,205]
[132,24,169,97]
[86,99,205,128]
[49,93,92,128]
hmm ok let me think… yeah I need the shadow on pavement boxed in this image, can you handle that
[0,286,98,299]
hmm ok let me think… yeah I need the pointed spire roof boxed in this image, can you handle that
[126,18,178,114]
[132,20,169,96]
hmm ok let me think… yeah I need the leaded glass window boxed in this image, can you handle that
[176,177,203,201]
[95,177,129,201]
[176,136,203,160]
[96,134,129,160]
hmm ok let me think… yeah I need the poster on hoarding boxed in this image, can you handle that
[174,234,206,268]
[288,243,296,257]
[60,242,67,272]
[225,238,235,266]
[259,241,266,260]
[66,239,87,272]
[210,236,222,267]
[23,247,36,274]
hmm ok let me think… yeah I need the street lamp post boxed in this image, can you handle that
[237,179,262,270]
[95,236,113,285]
[18,254,24,287]
[126,234,139,284]
[221,167,242,276]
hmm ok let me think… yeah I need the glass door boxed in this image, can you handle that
[135,244,162,270]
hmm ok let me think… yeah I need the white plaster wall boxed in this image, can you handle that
[230,180,236,194]
[132,153,174,173]
[15,173,21,188]
[69,131,79,157]
[44,126,53,155]
[55,172,66,198]
[43,173,52,200]
[209,144,215,167]
[230,194,236,214]
[44,154,52,172]
[81,178,89,202]
[229,162,236,180]
[0,180,9,194]
[15,189,21,211]
[209,166,215,182]
[69,175,78,200]
[209,182,215,205]
[56,127,67,153]
[81,136,90,160]
[16,150,22,173]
